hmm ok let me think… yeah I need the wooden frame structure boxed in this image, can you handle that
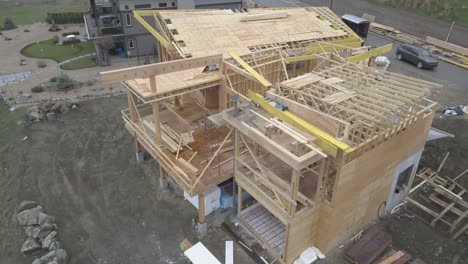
[408,167,468,239]
[99,7,445,264]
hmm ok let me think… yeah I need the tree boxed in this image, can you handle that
[56,73,73,90]
[2,17,17,30]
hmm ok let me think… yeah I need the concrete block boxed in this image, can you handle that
[197,222,208,237]
[159,178,168,189]
[135,151,144,162]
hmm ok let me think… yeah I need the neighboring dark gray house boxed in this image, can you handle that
[84,0,243,66]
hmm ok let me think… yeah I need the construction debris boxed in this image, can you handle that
[345,227,392,264]
[407,163,468,239]
[99,7,446,264]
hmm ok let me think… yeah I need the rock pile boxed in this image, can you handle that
[26,101,79,122]
[16,201,68,264]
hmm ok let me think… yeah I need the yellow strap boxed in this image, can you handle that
[346,44,393,63]
[229,52,272,87]
[248,91,354,157]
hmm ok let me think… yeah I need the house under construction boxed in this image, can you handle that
[100,7,445,264]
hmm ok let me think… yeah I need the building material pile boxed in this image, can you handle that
[407,166,468,239]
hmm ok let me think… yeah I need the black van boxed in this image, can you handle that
[341,14,370,40]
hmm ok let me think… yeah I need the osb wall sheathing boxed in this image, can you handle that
[314,112,435,252]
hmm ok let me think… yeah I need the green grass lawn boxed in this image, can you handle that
[0,5,85,26]
[21,37,96,70]
[61,56,97,70]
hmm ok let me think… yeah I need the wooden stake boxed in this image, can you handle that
[446,21,455,42]
[437,152,450,173]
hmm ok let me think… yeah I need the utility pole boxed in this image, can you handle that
[330,0,334,10]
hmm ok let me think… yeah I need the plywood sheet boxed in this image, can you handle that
[184,242,221,264]
[124,68,222,99]
[159,8,351,58]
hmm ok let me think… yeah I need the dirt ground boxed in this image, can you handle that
[0,96,252,264]
[1,1,467,263]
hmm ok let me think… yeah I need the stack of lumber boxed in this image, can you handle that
[143,120,194,153]
[345,227,392,264]
[369,22,424,45]
[425,36,468,70]
[376,250,414,264]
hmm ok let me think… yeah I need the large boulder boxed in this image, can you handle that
[20,237,41,255]
[17,201,40,213]
[49,240,62,251]
[24,213,56,240]
[29,111,41,121]
[32,249,68,264]
[41,231,57,249]
[17,206,43,226]
[25,226,41,238]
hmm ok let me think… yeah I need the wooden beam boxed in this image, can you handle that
[248,91,353,157]
[229,52,272,87]
[346,44,393,63]
[99,54,223,84]
[133,10,171,48]
[150,76,162,146]
[426,36,468,56]
[284,54,318,64]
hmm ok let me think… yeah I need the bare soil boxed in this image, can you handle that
[0,96,252,264]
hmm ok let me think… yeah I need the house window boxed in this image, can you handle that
[124,5,129,10]
[135,4,151,9]
[128,39,135,49]
[159,2,167,7]
[125,13,132,26]
[171,2,176,7]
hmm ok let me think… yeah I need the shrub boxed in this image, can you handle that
[37,61,47,68]
[2,17,17,30]
[31,86,44,93]
[50,77,57,83]
[56,73,73,90]
[62,31,80,37]
[52,35,59,44]
[46,12,85,24]
[62,39,81,45]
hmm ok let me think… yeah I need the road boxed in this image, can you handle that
[254,0,468,47]
[254,0,467,106]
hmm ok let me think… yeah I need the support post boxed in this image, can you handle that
[232,94,240,214]
[159,164,168,188]
[446,21,455,42]
[237,186,243,217]
[128,90,144,161]
[197,193,208,236]
[289,169,300,215]
[149,76,162,146]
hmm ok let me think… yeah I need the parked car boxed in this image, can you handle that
[396,44,438,69]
